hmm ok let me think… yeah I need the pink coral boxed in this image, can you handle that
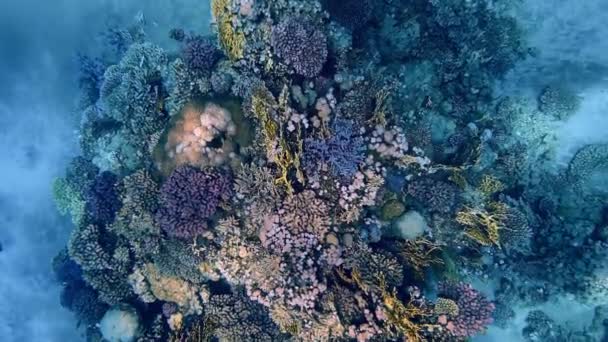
[437,281,495,338]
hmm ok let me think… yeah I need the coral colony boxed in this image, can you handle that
[52,0,608,341]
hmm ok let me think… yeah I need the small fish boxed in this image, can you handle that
[134,10,146,26]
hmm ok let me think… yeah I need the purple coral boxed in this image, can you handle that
[156,166,233,239]
[437,281,495,338]
[271,17,328,77]
[407,178,459,213]
[182,35,219,72]
[304,119,365,180]
[85,171,121,226]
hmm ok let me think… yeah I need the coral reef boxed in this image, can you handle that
[51,2,601,342]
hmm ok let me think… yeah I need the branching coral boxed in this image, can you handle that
[407,178,460,214]
[304,118,366,181]
[182,35,220,73]
[68,224,133,305]
[165,58,212,116]
[99,42,168,141]
[538,85,580,120]
[53,157,100,225]
[53,177,87,225]
[85,171,122,227]
[271,17,328,77]
[207,292,283,341]
[436,281,495,338]
[324,0,373,30]
[156,165,233,239]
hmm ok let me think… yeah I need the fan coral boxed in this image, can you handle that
[161,101,237,173]
[271,17,328,77]
[181,35,219,72]
[437,281,495,338]
[407,178,459,214]
[499,204,532,252]
[110,170,161,258]
[156,165,232,239]
[85,171,122,227]
[304,119,366,181]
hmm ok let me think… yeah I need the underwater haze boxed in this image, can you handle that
[0,0,606,341]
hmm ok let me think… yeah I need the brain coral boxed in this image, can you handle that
[271,17,328,77]
[156,165,233,239]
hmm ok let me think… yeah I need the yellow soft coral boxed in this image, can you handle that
[478,174,505,197]
[456,202,508,246]
[399,238,444,279]
[250,87,302,193]
[378,275,432,342]
[212,0,245,60]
